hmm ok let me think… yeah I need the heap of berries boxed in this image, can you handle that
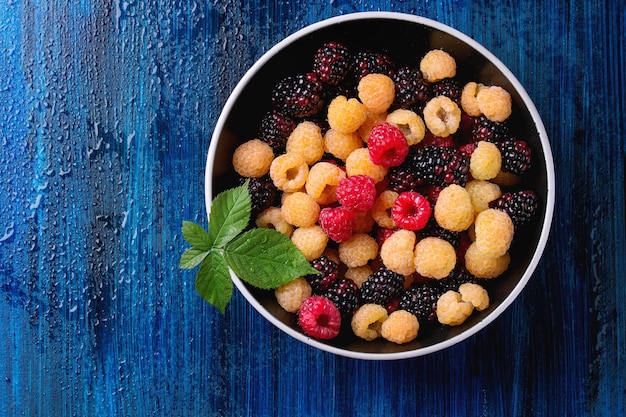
[230,41,540,344]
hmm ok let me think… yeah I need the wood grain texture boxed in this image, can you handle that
[0,0,624,416]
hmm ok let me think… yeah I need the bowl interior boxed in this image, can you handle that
[207,14,553,358]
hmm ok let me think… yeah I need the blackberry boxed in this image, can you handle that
[400,145,470,188]
[305,256,339,294]
[419,218,460,247]
[387,166,420,193]
[399,283,442,323]
[472,115,511,143]
[430,78,463,105]
[258,110,297,153]
[241,175,277,219]
[497,138,532,175]
[350,50,395,82]
[323,277,359,318]
[392,66,430,109]
[271,73,323,118]
[490,190,539,229]
[437,267,481,293]
[312,41,351,85]
[359,266,405,306]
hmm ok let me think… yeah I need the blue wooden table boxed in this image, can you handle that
[1,1,624,416]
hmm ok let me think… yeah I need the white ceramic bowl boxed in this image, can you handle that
[205,12,555,360]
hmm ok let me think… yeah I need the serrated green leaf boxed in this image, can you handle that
[209,181,251,248]
[223,228,319,289]
[179,247,210,269]
[181,221,212,250]
[195,250,233,314]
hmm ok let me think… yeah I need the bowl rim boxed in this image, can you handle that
[204,11,556,360]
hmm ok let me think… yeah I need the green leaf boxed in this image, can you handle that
[182,221,212,250]
[179,247,210,269]
[223,228,319,289]
[195,250,233,314]
[209,181,251,248]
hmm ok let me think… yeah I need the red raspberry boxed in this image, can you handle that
[391,191,432,231]
[376,227,396,247]
[336,175,377,211]
[318,206,356,242]
[367,122,409,167]
[298,296,342,340]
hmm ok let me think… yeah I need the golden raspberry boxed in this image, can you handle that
[477,85,512,122]
[345,147,388,183]
[327,95,367,134]
[465,180,502,214]
[232,139,274,178]
[286,121,325,165]
[386,109,425,146]
[381,310,419,344]
[357,73,395,114]
[345,265,373,288]
[380,229,416,276]
[269,152,309,192]
[305,161,346,205]
[323,129,363,161]
[338,233,378,268]
[371,190,398,229]
[470,141,502,180]
[459,282,490,311]
[351,303,388,341]
[420,49,456,82]
[281,191,320,228]
[357,111,388,143]
[474,208,514,257]
[464,242,511,278]
[353,210,375,234]
[275,277,312,313]
[255,206,294,237]
[423,95,461,137]
[291,225,328,261]
[460,82,484,117]
[413,236,456,279]
[436,290,474,326]
[434,184,474,232]
[492,170,522,187]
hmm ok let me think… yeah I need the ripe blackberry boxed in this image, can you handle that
[437,267,481,294]
[350,50,395,82]
[323,277,359,318]
[497,138,532,175]
[305,256,339,294]
[399,283,442,323]
[392,66,430,109]
[490,190,539,229]
[403,145,470,188]
[359,266,405,306]
[387,165,420,193]
[472,115,511,143]
[241,175,277,219]
[419,218,460,247]
[258,111,297,153]
[430,78,463,105]
[271,73,323,118]
[312,41,351,85]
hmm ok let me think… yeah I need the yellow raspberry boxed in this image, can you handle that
[381,310,419,344]
[353,210,375,234]
[459,282,490,311]
[232,139,274,178]
[345,265,373,288]
[281,191,320,228]
[357,73,395,114]
[492,170,522,187]
[345,147,388,183]
[255,206,294,237]
[323,128,363,161]
[371,189,398,229]
[477,85,512,122]
[464,242,511,278]
[434,184,474,232]
[327,95,367,134]
[420,49,456,82]
[357,111,388,143]
[275,277,312,313]
[470,141,502,180]
[286,121,324,165]
[386,109,425,146]
[305,161,346,205]
[351,303,388,341]
[436,290,474,326]
[474,208,514,257]
[338,233,378,268]
[413,236,456,279]
[269,152,309,192]
[460,82,484,117]
[465,180,502,214]
[291,225,328,261]
[380,229,417,276]
[423,95,461,137]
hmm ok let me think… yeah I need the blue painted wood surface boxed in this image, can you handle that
[1,0,624,415]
